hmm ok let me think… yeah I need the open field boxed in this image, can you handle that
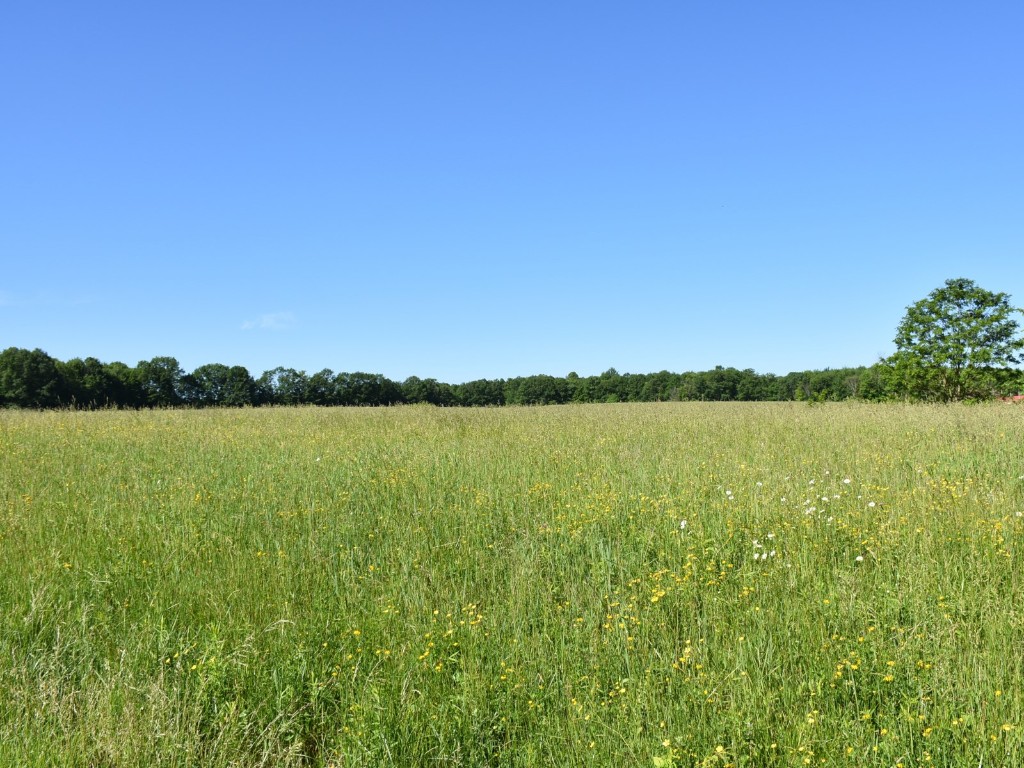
[1,403,1022,767]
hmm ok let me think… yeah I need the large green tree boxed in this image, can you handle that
[136,356,185,406]
[257,367,309,405]
[185,364,256,407]
[0,347,66,407]
[58,356,120,406]
[886,278,1024,401]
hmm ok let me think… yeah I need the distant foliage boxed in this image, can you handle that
[0,347,67,408]
[0,347,889,409]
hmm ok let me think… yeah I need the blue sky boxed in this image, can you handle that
[3,2,1022,383]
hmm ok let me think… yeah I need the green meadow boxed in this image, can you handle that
[1,403,1022,767]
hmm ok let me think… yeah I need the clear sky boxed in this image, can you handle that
[3,2,1022,383]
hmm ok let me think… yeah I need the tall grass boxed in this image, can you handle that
[1,403,1022,766]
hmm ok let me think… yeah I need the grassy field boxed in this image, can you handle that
[1,402,1022,767]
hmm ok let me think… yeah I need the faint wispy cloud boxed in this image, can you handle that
[241,311,296,331]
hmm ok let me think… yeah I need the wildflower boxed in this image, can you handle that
[868,501,876,508]
[679,520,688,531]
[843,478,851,484]
[855,555,864,562]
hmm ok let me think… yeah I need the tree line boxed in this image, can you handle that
[6,277,1023,409]
[5,279,1020,408]
[0,347,896,409]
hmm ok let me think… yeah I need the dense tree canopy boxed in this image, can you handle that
[6,281,1021,409]
[136,357,185,407]
[0,347,890,410]
[0,347,66,408]
[885,278,1024,401]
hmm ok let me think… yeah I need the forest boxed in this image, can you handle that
[5,279,1022,408]
[0,347,892,408]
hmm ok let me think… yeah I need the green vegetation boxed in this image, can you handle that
[2,403,1023,766]
[886,278,1024,402]
[6,279,1023,409]
[0,347,887,408]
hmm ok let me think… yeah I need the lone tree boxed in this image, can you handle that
[886,278,1024,401]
